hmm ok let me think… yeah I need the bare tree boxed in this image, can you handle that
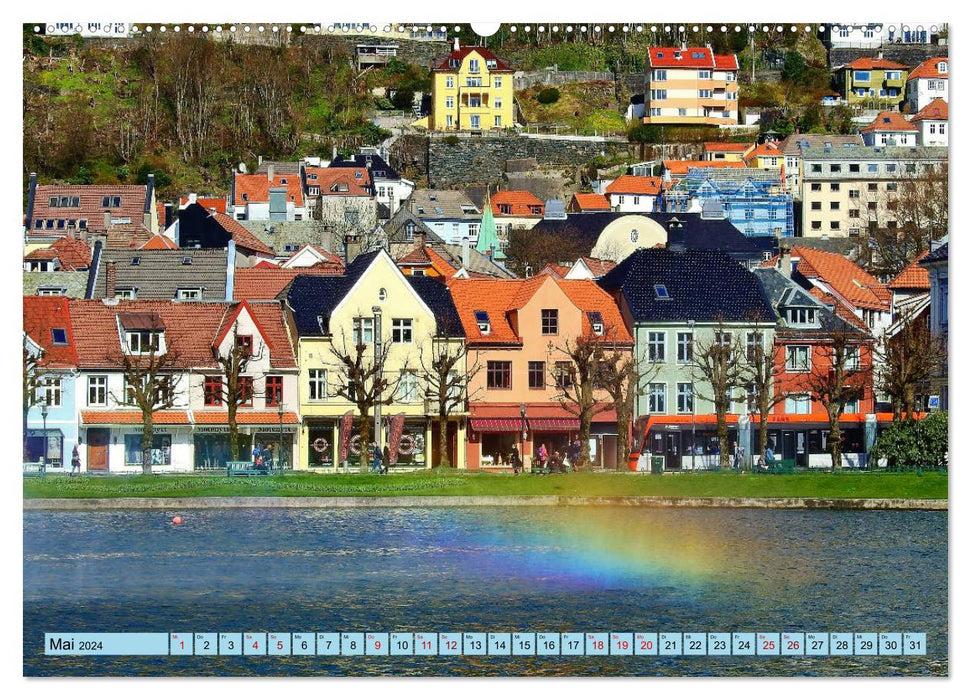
[327,326,403,471]
[875,306,947,421]
[23,336,45,461]
[418,335,480,468]
[797,329,869,470]
[689,321,749,469]
[107,321,182,474]
[742,324,787,459]
[596,335,658,470]
[209,320,268,462]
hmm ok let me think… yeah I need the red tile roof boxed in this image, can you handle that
[306,167,372,197]
[24,234,92,270]
[139,233,178,250]
[569,193,611,211]
[254,260,280,269]
[28,184,149,236]
[233,267,342,301]
[105,223,154,250]
[907,57,948,81]
[703,141,751,152]
[844,57,908,70]
[283,245,345,268]
[491,191,545,217]
[663,160,746,176]
[744,142,783,161]
[433,46,513,72]
[537,263,570,278]
[888,252,930,290]
[910,98,948,122]
[605,175,662,196]
[81,411,190,425]
[860,111,918,133]
[233,173,304,207]
[648,46,737,70]
[577,257,617,277]
[782,247,890,312]
[193,411,299,425]
[23,296,77,367]
[180,196,227,214]
[210,212,277,256]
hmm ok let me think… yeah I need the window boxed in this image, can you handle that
[115,288,136,300]
[699,70,711,79]
[470,115,480,129]
[811,201,822,210]
[308,369,327,401]
[494,97,502,110]
[265,375,283,407]
[829,164,841,173]
[126,331,162,355]
[204,376,223,406]
[554,361,574,389]
[176,288,202,301]
[36,376,61,408]
[830,183,840,192]
[652,69,667,81]
[786,345,811,372]
[699,90,712,98]
[528,361,546,390]
[541,309,558,335]
[811,183,822,192]
[587,311,604,336]
[715,331,732,348]
[677,383,694,414]
[398,370,419,402]
[647,331,666,362]
[785,395,812,414]
[486,361,512,390]
[650,89,667,100]
[811,164,822,173]
[886,164,897,174]
[446,76,454,88]
[746,332,764,362]
[494,116,502,128]
[391,318,413,344]
[811,221,822,230]
[494,76,502,88]
[37,287,66,296]
[677,332,693,363]
[853,71,870,82]
[849,164,860,173]
[445,97,454,109]
[830,221,840,230]
[648,383,667,413]
[124,434,171,466]
[101,196,122,208]
[238,376,254,407]
[474,310,490,334]
[867,164,878,173]
[849,189,860,199]
[618,195,625,205]
[468,59,479,73]
[87,375,107,406]
[886,182,898,192]
[830,201,839,210]
[352,317,374,345]
[654,284,670,300]
[446,115,453,128]
[868,183,879,192]
[844,347,862,370]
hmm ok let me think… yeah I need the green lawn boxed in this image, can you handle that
[22,471,948,500]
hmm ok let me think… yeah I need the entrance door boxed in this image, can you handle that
[665,432,680,471]
[87,428,110,471]
[782,431,796,462]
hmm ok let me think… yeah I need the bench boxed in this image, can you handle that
[23,461,46,478]
[227,461,268,477]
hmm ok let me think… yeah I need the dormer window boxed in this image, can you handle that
[309,186,320,196]
[116,288,136,300]
[308,173,318,181]
[474,310,491,334]
[242,193,249,201]
[785,307,818,327]
[101,196,122,208]
[182,256,193,265]
[937,61,947,73]
[125,330,164,354]
[587,311,605,336]
[280,178,287,184]
[176,288,202,301]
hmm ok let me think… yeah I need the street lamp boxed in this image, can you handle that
[372,305,384,459]
[520,402,527,473]
[40,400,49,475]
[687,319,696,471]
[277,400,285,472]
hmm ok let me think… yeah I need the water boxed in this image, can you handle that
[23,507,947,676]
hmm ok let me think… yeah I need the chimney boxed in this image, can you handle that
[143,211,152,230]
[779,241,792,278]
[188,192,197,204]
[343,234,350,264]
[332,145,338,161]
[103,210,111,231]
[26,172,37,229]
[454,37,460,52]
[461,236,470,268]
[225,240,236,301]
[267,164,274,182]
[105,260,116,299]
[877,51,883,60]
[164,203,174,230]
[258,155,263,167]
[416,232,426,248]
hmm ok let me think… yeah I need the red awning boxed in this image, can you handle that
[470,418,523,433]
[529,418,580,432]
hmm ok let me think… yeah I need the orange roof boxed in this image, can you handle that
[861,111,918,133]
[647,46,737,70]
[491,190,545,217]
[745,142,783,160]
[283,245,345,268]
[23,296,77,367]
[24,234,92,270]
[577,257,617,277]
[396,244,459,277]
[703,141,751,152]
[888,252,930,290]
[569,193,611,211]
[448,277,631,345]
[911,98,948,122]
[792,247,890,311]
[907,57,948,81]
[193,411,299,425]
[233,267,342,300]
[81,411,190,425]
[537,263,570,278]
[808,288,870,331]
[605,175,662,196]
[210,211,276,256]
[844,57,907,70]
[306,167,372,197]
[139,233,178,250]
[233,172,304,207]
[180,196,227,214]
[663,160,746,176]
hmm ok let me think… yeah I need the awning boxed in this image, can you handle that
[529,418,580,432]
[469,418,523,433]
[81,411,190,425]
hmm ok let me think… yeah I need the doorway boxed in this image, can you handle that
[86,428,110,471]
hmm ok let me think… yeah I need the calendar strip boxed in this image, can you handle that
[45,632,926,657]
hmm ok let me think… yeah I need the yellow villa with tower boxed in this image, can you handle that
[429,40,516,131]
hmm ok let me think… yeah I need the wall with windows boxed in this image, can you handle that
[430,49,515,131]
[643,65,739,125]
[26,370,79,471]
[772,339,874,417]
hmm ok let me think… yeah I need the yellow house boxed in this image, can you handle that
[430,40,515,131]
[743,141,784,172]
[285,249,468,470]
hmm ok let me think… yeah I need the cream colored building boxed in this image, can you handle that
[644,46,739,125]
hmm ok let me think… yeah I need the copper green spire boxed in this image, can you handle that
[476,192,505,260]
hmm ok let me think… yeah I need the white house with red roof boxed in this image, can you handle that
[230,167,307,222]
[905,57,948,112]
[643,46,739,125]
[860,111,919,147]
[604,175,662,213]
[910,98,948,147]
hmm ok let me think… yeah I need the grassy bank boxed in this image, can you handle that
[22,471,947,500]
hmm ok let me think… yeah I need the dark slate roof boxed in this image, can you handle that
[286,249,464,337]
[531,212,778,262]
[752,268,862,335]
[384,206,444,244]
[329,154,401,181]
[923,242,948,264]
[597,249,775,323]
[88,248,229,300]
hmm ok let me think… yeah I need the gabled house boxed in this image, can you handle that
[404,190,481,245]
[171,202,277,264]
[429,41,515,131]
[887,251,930,322]
[68,299,298,472]
[564,257,617,280]
[230,168,307,222]
[303,166,378,231]
[836,57,908,105]
[643,46,739,125]
[778,134,864,195]
[604,175,662,213]
[920,241,948,409]
[23,296,79,471]
[327,153,414,216]
[449,275,633,470]
[567,193,611,213]
[860,111,918,147]
[280,245,345,270]
[910,98,948,147]
[702,142,752,162]
[24,233,92,272]
[905,57,948,113]
[743,142,784,171]
[285,249,467,469]
[491,190,545,238]
[86,246,233,302]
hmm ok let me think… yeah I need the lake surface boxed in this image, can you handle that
[23,507,947,676]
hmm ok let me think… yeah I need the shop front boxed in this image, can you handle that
[192,412,299,469]
[80,411,193,472]
[24,429,63,469]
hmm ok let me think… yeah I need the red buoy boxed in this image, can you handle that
[172,515,183,525]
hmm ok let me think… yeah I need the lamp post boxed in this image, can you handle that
[520,402,527,467]
[687,319,696,471]
[277,401,285,472]
[40,400,49,475]
[372,305,384,460]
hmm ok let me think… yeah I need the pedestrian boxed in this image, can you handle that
[370,443,382,473]
[764,444,775,470]
[382,445,391,475]
[262,443,274,472]
[70,443,81,476]
[538,443,548,469]
[253,443,263,468]
[550,451,564,474]
[732,441,744,473]
[511,445,521,475]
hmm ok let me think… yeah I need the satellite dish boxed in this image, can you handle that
[238,162,248,173]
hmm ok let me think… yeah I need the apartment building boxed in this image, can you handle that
[799,145,948,238]
[643,46,739,126]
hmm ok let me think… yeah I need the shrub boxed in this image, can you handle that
[390,89,415,111]
[536,87,561,105]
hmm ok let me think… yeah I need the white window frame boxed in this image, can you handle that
[648,383,667,413]
[677,382,694,414]
[786,345,811,372]
[398,370,419,403]
[176,288,202,301]
[87,375,108,406]
[39,376,62,408]
[308,369,327,401]
[677,331,693,363]
[125,331,164,355]
[785,394,812,414]
[647,331,666,363]
[352,317,375,345]
[391,318,413,344]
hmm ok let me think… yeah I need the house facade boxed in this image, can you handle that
[910,98,948,147]
[860,111,918,147]
[404,190,481,245]
[905,57,948,112]
[920,241,948,410]
[230,169,307,222]
[643,46,739,125]
[328,153,414,216]
[605,175,662,213]
[429,42,515,131]
[778,134,865,196]
[836,58,908,105]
